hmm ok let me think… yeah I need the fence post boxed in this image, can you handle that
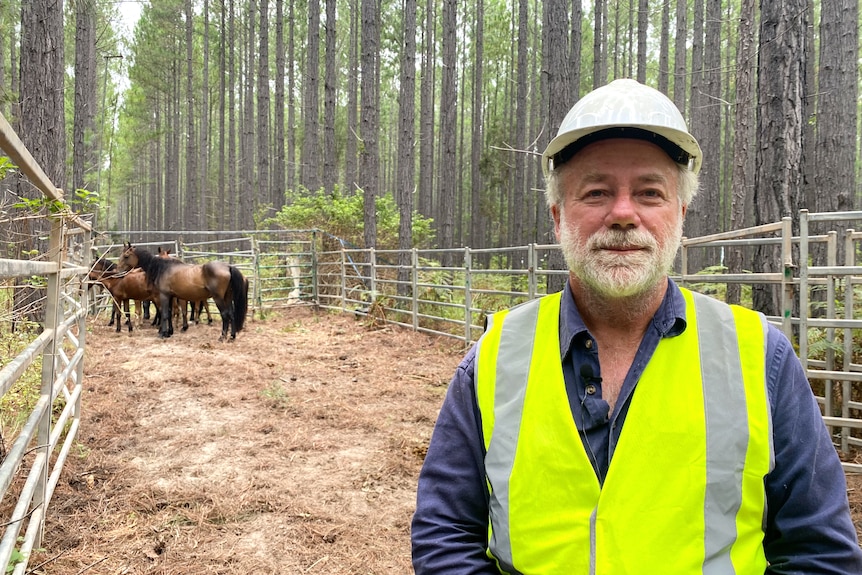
[780,216,794,340]
[370,247,377,302]
[822,231,838,436]
[464,247,472,345]
[35,218,64,546]
[340,244,347,312]
[252,236,261,318]
[798,211,809,369]
[528,244,537,299]
[680,238,688,287]
[841,229,855,453]
[311,230,319,306]
[412,249,419,332]
[76,227,93,421]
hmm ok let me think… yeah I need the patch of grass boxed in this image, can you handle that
[260,381,291,409]
[0,325,43,442]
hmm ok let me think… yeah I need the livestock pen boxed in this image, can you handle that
[100,211,862,470]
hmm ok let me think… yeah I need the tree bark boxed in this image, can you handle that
[302,0,320,193]
[437,0,457,262]
[184,0,198,229]
[396,0,417,295]
[72,0,97,211]
[273,0,286,208]
[360,0,380,248]
[752,0,806,316]
[726,0,757,305]
[323,0,337,194]
[418,1,435,218]
[258,0,271,211]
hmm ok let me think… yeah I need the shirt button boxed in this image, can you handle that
[585,339,593,350]
[586,384,597,395]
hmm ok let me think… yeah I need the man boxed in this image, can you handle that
[411,79,862,573]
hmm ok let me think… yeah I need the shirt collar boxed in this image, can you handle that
[558,277,688,359]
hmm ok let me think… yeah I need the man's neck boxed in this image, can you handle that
[569,276,668,340]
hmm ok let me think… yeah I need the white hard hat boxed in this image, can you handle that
[542,79,702,176]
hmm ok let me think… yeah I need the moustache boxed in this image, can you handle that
[588,229,657,251]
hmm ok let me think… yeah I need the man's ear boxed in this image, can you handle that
[551,204,562,240]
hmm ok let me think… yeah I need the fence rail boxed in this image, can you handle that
[1,112,92,574]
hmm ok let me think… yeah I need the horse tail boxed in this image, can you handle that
[230,266,248,332]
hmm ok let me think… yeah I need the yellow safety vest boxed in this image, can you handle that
[475,288,773,574]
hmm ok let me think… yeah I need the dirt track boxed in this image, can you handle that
[33,305,463,574]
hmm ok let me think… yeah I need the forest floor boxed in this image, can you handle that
[14,303,862,573]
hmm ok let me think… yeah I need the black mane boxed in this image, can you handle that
[136,247,184,288]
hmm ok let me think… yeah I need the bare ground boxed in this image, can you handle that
[21,304,862,573]
[30,305,463,574]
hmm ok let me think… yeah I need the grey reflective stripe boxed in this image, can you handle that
[694,293,747,575]
[760,314,774,532]
[482,300,541,575]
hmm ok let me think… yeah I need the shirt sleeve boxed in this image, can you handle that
[411,347,501,574]
[762,326,862,572]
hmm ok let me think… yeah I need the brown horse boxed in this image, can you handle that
[117,243,248,341]
[94,268,160,332]
[158,247,213,326]
[89,256,155,329]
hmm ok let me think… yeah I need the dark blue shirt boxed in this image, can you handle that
[412,279,862,573]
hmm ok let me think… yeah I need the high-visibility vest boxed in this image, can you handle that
[475,288,773,574]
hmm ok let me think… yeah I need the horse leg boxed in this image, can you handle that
[124,299,133,332]
[179,298,190,332]
[213,297,230,341]
[159,292,173,338]
[114,299,122,332]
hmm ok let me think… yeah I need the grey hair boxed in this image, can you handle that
[544,162,700,209]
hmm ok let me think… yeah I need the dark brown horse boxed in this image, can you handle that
[96,268,161,332]
[117,243,248,341]
[89,256,153,330]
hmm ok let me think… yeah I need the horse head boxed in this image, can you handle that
[89,257,110,281]
[117,243,140,272]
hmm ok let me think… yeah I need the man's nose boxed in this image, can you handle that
[605,192,639,229]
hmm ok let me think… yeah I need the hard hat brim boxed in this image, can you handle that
[543,124,703,176]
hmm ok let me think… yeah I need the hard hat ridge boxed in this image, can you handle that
[542,79,702,175]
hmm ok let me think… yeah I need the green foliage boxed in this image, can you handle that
[806,281,862,368]
[5,540,25,574]
[74,188,100,209]
[264,186,435,250]
[0,326,43,444]
[260,381,291,410]
[12,196,66,216]
[0,156,17,180]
